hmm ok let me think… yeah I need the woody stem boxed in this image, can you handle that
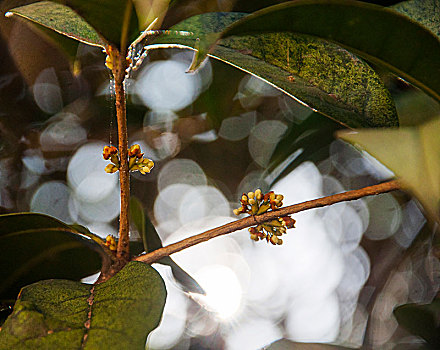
[112,47,130,262]
[135,180,401,264]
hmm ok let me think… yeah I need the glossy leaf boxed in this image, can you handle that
[7,2,102,47]
[195,0,440,103]
[129,197,205,294]
[7,0,140,49]
[0,262,166,349]
[394,300,440,346]
[154,12,398,128]
[0,213,107,301]
[339,116,440,224]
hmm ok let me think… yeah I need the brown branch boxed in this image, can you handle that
[135,179,401,264]
[112,48,130,262]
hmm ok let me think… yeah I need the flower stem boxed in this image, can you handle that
[134,180,401,264]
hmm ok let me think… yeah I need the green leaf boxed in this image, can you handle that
[6,0,140,49]
[268,111,343,186]
[0,213,107,301]
[129,197,205,294]
[197,0,440,103]
[338,116,440,224]
[0,262,166,349]
[394,300,440,345]
[154,12,398,128]
[7,1,103,47]
[392,0,440,39]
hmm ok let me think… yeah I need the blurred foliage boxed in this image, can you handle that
[0,213,106,301]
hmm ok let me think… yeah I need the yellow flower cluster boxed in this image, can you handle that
[128,144,154,174]
[102,144,154,175]
[234,189,295,245]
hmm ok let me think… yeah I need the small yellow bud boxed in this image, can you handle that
[249,198,256,205]
[105,164,119,173]
[276,194,284,201]
[277,239,283,245]
[129,144,141,157]
[250,234,258,241]
[248,191,255,199]
[233,208,241,216]
[255,189,262,200]
[147,160,154,169]
[241,194,248,203]
[105,55,113,70]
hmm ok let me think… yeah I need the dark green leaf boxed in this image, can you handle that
[154,12,398,128]
[7,0,140,49]
[394,300,440,345]
[6,8,83,71]
[7,1,103,47]
[0,262,166,349]
[392,0,440,39]
[129,197,205,294]
[268,111,342,186]
[213,0,440,102]
[0,213,106,301]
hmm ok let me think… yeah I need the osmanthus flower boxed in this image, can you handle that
[234,189,295,245]
[103,144,154,174]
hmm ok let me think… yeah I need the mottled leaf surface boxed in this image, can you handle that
[339,116,440,224]
[0,262,166,349]
[207,0,440,102]
[392,0,440,39]
[7,0,140,48]
[8,1,102,47]
[154,12,398,128]
[0,213,105,301]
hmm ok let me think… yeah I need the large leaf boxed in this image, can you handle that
[154,12,398,128]
[0,213,107,301]
[7,1,103,47]
[129,197,205,294]
[394,300,440,346]
[191,0,440,103]
[0,262,166,349]
[7,0,141,49]
[338,116,440,224]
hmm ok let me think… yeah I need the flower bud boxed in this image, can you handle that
[128,144,141,157]
[233,208,241,216]
[105,164,119,173]
[248,191,255,199]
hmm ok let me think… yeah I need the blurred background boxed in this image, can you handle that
[1,0,439,349]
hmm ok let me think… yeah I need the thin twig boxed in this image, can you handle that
[113,48,130,262]
[135,180,401,264]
